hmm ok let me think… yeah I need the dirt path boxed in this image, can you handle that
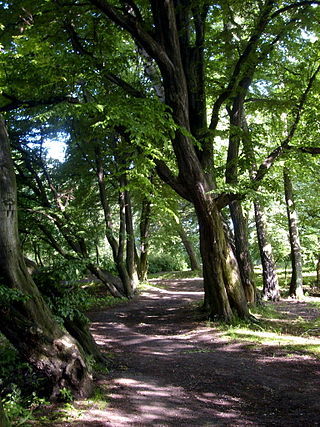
[63,278,319,426]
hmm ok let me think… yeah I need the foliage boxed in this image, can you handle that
[214,301,320,358]
[147,253,188,274]
[0,286,31,305]
[0,336,50,425]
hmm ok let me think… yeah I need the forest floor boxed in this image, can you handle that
[34,277,320,426]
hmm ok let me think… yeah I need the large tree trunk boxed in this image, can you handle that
[283,167,304,298]
[0,117,92,399]
[254,201,280,301]
[195,195,249,321]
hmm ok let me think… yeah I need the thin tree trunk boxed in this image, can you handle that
[226,85,256,304]
[316,253,320,287]
[229,201,256,303]
[176,222,201,271]
[124,185,139,292]
[94,145,136,297]
[254,201,280,301]
[0,117,92,399]
[283,167,304,298]
[138,196,152,281]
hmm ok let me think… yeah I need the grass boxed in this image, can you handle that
[148,269,202,280]
[215,300,320,358]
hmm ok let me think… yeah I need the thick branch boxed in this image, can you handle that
[155,159,192,202]
[289,145,320,154]
[0,93,80,112]
[88,0,175,73]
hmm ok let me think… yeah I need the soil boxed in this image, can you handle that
[43,278,320,426]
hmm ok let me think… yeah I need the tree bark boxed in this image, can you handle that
[176,221,201,271]
[254,201,280,301]
[316,253,320,287]
[229,201,256,304]
[94,145,137,297]
[0,117,92,399]
[283,167,304,298]
[138,196,152,281]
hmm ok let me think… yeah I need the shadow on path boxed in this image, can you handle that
[78,278,320,426]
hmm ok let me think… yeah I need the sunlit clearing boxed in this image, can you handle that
[225,328,320,355]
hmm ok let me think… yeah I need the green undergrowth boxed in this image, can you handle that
[215,301,320,358]
[82,283,127,311]
[148,269,202,280]
[29,385,110,425]
[0,335,51,426]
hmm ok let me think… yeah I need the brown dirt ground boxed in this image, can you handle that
[38,278,320,426]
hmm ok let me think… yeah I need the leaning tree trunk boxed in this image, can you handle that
[283,167,304,298]
[254,201,280,301]
[0,117,92,399]
[176,222,201,271]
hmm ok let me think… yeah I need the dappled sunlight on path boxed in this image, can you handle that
[72,278,320,426]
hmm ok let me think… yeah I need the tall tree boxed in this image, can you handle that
[2,1,320,320]
[0,117,92,399]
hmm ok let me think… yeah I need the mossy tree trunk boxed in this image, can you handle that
[0,117,92,399]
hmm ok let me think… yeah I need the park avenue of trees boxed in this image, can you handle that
[1,0,320,412]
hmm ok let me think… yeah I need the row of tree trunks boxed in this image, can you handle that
[241,113,281,301]
[0,117,93,399]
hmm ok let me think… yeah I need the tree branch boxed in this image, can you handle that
[155,159,192,202]
[271,1,320,19]
[288,145,320,154]
[0,92,80,112]
[88,0,175,73]
[209,0,276,131]
[253,63,320,183]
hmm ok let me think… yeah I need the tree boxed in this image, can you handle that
[283,166,304,298]
[0,116,93,399]
[2,1,320,321]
